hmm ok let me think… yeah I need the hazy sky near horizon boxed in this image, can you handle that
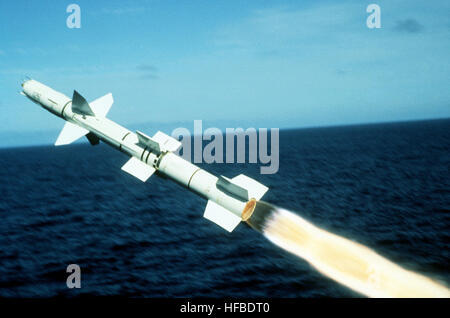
[0,0,449,145]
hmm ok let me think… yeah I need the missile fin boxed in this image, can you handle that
[72,90,95,116]
[216,176,249,201]
[89,93,113,117]
[121,157,155,182]
[203,200,242,232]
[230,174,269,200]
[136,131,161,154]
[152,131,182,152]
[86,132,100,146]
[55,122,89,146]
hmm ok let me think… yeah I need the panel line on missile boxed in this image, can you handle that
[187,168,202,189]
[145,149,152,164]
[60,100,72,118]
[119,132,131,151]
[154,151,166,169]
[140,146,148,161]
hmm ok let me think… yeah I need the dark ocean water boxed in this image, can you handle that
[0,119,449,297]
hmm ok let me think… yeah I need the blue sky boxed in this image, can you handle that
[0,0,449,146]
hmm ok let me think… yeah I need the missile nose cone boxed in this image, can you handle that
[21,76,32,87]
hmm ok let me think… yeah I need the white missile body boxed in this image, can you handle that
[21,79,268,232]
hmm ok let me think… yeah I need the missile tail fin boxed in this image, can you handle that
[217,176,249,201]
[230,174,269,200]
[203,200,242,232]
[121,157,155,182]
[55,122,89,146]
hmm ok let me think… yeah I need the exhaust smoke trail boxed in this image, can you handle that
[244,200,450,298]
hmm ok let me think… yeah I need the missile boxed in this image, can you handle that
[21,79,268,232]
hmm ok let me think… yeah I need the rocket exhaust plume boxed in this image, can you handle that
[243,200,450,298]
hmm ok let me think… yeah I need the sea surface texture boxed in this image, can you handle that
[0,119,448,297]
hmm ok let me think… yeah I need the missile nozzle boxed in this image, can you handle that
[242,198,257,221]
[242,200,278,232]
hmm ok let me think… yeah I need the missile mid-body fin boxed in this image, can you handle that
[136,131,161,154]
[136,130,182,154]
[152,131,182,152]
[121,157,156,182]
[121,131,181,182]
